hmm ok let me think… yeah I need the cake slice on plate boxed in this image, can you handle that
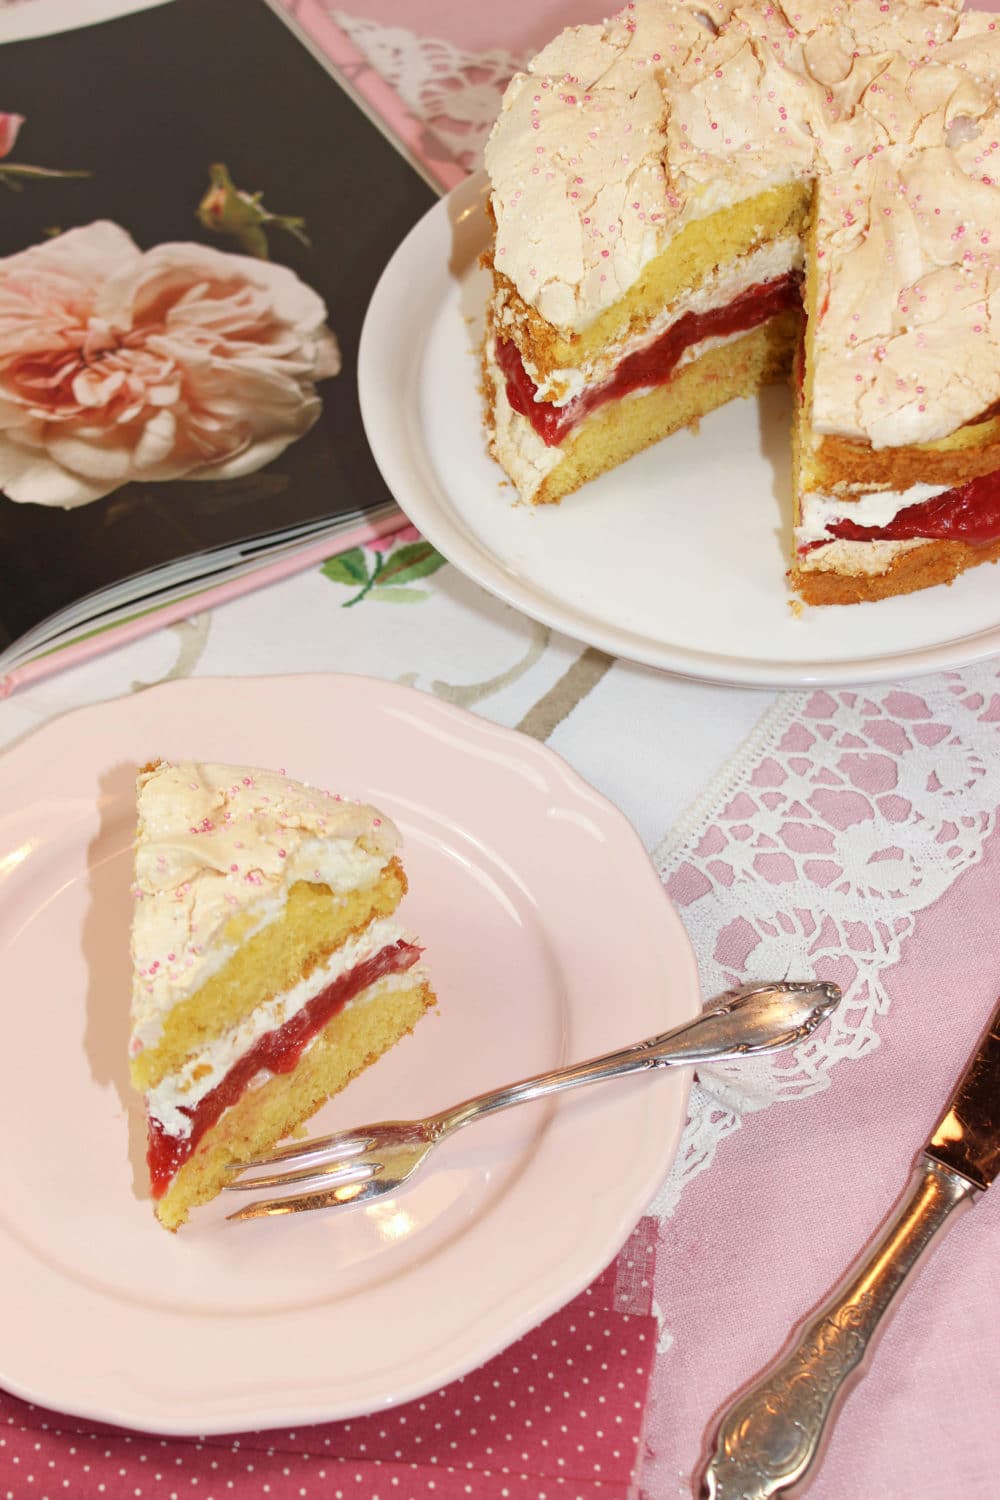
[128,760,435,1231]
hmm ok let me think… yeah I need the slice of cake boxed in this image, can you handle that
[128,760,435,1231]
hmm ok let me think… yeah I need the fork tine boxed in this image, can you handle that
[227,1174,376,1221]
[229,1130,374,1172]
[223,1157,378,1195]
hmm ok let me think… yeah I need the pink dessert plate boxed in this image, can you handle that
[359,171,1000,689]
[0,673,699,1435]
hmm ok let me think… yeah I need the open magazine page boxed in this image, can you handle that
[0,0,439,686]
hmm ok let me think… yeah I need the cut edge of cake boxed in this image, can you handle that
[482,180,809,507]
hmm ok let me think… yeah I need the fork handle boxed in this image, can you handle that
[433,981,840,1137]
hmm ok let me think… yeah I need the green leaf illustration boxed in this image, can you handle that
[370,587,429,603]
[375,541,447,587]
[321,548,370,587]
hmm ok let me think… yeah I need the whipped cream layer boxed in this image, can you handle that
[146,916,413,1137]
[796,480,953,546]
[130,761,399,1048]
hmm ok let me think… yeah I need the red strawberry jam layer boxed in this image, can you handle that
[496,272,801,447]
[147,938,422,1197]
[802,467,1000,552]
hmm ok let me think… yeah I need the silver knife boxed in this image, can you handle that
[698,994,1000,1500]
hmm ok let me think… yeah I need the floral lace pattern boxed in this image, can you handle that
[332,9,525,170]
[649,664,1000,1216]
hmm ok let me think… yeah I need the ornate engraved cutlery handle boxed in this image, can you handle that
[699,1157,978,1500]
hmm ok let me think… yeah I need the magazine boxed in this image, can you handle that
[0,0,441,691]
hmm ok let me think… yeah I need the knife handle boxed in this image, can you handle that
[698,1156,978,1500]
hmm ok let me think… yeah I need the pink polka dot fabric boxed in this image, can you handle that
[0,1223,657,1500]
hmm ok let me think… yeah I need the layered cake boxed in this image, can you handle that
[129,760,435,1231]
[482,0,1000,604]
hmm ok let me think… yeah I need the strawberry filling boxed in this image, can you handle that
[496,273,802,447]
[801,467,1000,552]
[147,938,422,1198]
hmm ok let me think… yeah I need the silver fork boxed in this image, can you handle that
[223,979,841,1222]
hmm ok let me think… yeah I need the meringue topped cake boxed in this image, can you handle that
[482,0,1000,604]
[129,760,435,1230]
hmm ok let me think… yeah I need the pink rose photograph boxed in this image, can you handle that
[0,0,434,659]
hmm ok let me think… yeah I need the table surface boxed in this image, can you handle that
[1,2,999,1497]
